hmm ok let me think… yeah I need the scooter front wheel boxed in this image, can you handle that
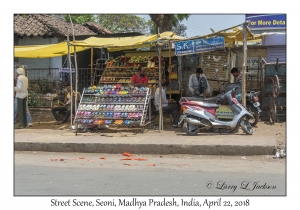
[183,121,201,136]
[240,118,253,135]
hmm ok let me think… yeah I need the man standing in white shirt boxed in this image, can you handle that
[14,68,28,129]
[154,81,180,128]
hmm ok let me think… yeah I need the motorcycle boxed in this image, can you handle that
[245,91,261,126]
[178,87,254,136]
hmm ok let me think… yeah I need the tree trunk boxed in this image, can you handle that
[149,14,174,33]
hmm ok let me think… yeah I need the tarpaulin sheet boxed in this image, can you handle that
[72,31,185,52]
[14,42,90,58]
[14,32,183,58]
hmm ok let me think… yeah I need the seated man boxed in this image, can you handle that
[51,86,81,125]
[154,81,180,128]
[131,66,148,87]
[189,67,210,98]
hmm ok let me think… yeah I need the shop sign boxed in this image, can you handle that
[247,57,266,70]
[174,36,225,56]
[246,14,286,29]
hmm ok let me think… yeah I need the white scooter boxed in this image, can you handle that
[179,87,254,135]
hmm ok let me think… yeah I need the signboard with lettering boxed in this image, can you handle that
[174,36,225,56]
[246,14,286,29]
[246,57,266,70]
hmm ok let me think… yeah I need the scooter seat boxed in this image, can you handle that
[190,101,219,108]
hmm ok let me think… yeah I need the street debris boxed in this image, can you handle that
[124,163,137,166]
[122,152,133,157]
[99,157,106,160]
[134,158,147,161]
[241,156,247,159]
[147,164,156,166]
[271,149,286,159]
[120,158,133,160]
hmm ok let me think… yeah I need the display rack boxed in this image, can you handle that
[99,55,165,95]
[73,86,151,128]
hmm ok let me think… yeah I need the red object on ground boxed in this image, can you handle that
[122,152,133,157]
[120,158,133,160]
[133,158,147,161]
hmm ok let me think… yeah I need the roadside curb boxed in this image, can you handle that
[14,142,275,156]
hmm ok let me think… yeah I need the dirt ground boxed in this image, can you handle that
[14,108,287,150]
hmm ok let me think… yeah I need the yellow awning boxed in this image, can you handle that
[72,31,184,52]
[14,31,184,58]
[14,42,90,58]
[182,26,264,43]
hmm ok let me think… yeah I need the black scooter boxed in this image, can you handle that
[246,91,261,126]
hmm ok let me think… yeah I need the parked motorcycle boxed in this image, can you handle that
[179,87,254,135]
[245,91,261,126]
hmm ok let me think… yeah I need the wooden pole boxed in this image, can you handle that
[91,47,94,85]
[242,22,248,107]
[158,28,163,131]
[168,42,172,99]
[67,30,73,127]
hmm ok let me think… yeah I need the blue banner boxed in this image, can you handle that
[246,14,286,29]
[174,36,225,56]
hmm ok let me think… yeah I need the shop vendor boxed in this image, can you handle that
[131,66,148,87]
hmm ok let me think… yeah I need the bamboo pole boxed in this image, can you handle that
[158,44,163,131]
[67,30,73,127]
[168,42,172,99]
[91,47,94,84]
[69,15,78,119]
[158,28,163,131]
[242,22,248,107]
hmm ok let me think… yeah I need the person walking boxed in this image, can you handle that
[14,68,28,129]
[14,73,32,126]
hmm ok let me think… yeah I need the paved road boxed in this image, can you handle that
[14,151,285,196]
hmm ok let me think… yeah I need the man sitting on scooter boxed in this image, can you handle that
[188,67,210,98]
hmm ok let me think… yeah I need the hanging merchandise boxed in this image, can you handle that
[222,60,228,71]
[213,55,221,62]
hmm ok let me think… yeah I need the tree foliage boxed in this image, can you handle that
[95,14,151,34]
[149,14,190,34]
[65,14,95,24]
[65,14,190,36]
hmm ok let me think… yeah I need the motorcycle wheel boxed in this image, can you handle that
[246,105,259,126]
[240,118,253,135]
[183,121,201,136]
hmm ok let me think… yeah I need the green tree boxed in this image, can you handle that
[149,14,190,33]
[95,14,150,34]
[65,14,95,24]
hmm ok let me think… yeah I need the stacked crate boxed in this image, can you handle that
[261,63,286,121]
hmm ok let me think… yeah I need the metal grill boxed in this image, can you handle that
[25,68,94,107]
